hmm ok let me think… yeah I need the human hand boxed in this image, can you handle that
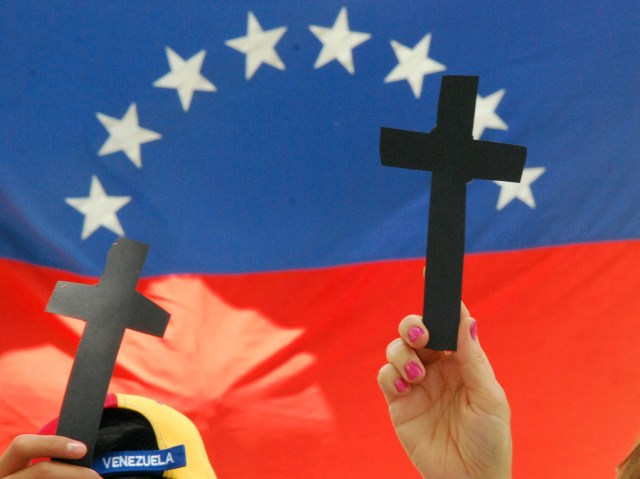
[0,435,100,479]
[378,305,512,479]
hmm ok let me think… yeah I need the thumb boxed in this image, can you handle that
[454,309,502,405]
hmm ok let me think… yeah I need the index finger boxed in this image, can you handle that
[398,315,451,367]
[0,435,87,477]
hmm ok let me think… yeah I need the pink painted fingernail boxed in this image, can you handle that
[470,319,478,341]
[405,361,423,380]
[408,326,424,343]
[394,377,410,393]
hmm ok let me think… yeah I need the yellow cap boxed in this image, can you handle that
[104,393,216,479]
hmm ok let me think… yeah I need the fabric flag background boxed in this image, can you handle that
[1,1,639,478]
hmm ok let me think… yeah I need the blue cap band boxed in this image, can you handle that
[93,444,187,476]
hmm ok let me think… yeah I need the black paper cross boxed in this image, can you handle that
[45,237,170,466]
[380,75,526,350]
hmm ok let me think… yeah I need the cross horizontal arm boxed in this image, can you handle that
[128,292,170,337]
[467,140,526,181]
[380,127,440,171]
[46,283,168,337]
[380,127,526,182]
[419,136,527,180]
[46,282,97,320]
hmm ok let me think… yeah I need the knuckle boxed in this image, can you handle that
[31,461,56,475]
[376,363,392,384]
[471,346,486,364]
[9,434,32,455]
[385,338,405,361]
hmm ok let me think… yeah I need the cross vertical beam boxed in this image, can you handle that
[380,75,526,350]
[424,171,467,350]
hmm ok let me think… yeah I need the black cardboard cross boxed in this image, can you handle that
[380,75,526,350]
[45,237,170,466]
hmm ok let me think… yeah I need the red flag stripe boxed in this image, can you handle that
[1,240,638,478]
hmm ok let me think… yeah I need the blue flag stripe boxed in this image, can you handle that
[1,1,638,275]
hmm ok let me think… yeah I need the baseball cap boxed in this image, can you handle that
[39,393,216,479]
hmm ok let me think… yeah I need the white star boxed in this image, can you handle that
[494,167,546,211]
[309,7,371,74]
[384,33,446,99]
[96,103,161,168]
[225,11,287,80]
[473,89,508,139]
[65,175,131,239]
[153,47,217,112]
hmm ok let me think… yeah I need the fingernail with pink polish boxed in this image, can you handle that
[470,319,478,341]
[408,326,424,343]
[405,361,423,380]
[394,377,410,393]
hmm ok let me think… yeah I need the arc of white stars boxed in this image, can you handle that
[96,103,161,168]
[494,167,546,211]
[65,175,131,239]
[384,33,446,99]
[473,89,509,139]
[309,7,371,74]
[225,11,287,80]
[153,47,217,112]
